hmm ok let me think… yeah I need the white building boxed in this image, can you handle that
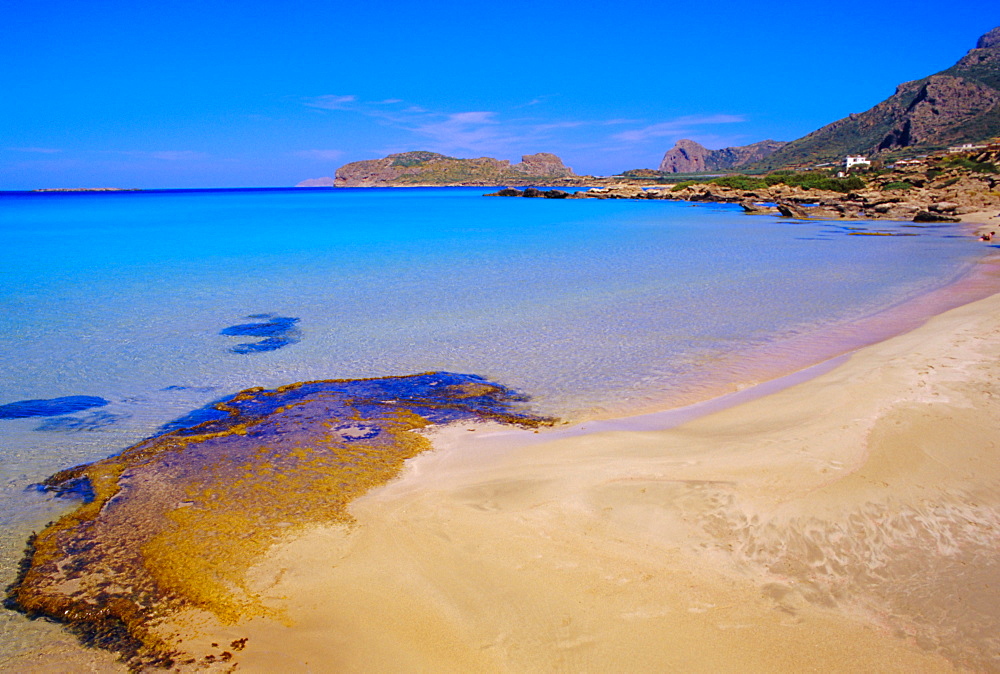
[948,143,987,153]
[844,155,871,170]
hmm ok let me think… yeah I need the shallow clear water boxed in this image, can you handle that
[0,186,990,660]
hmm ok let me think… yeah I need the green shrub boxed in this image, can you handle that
[762,170,865,193]
[709,175,766,190]
[881,181,913,191]
[668,170,867,195]
[390,151,447,167]
[942,156,999,173]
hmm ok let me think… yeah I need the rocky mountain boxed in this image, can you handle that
[318,151,577,187]
[658,139,787,173]
[753,26,1000,170]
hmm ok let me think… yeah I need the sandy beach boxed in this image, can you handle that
[7,5,1000,671]
[4,222,999,673]
[44,251,983,672]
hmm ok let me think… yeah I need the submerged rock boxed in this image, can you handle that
[220,314,301,354]
[34,410,130,432]
[0,395,109,419]
[5,372,551,667]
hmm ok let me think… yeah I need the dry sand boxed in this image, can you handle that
[133,268,1000,672]
[964,210,1000,237]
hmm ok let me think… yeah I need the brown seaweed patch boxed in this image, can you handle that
[5,372,551,668]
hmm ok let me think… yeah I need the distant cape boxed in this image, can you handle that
[298,151,578,188]
[295,176,336,187]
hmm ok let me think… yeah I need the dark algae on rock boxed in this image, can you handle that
[5,372,551,668]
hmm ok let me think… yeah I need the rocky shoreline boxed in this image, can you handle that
[489,148,1000,228]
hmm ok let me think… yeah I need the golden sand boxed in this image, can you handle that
[104,278,1000,671]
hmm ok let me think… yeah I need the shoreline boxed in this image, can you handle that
[142,284,1000,672]
[4,214,1000,670]
[557,235,1000,424]
[8,259,988,671]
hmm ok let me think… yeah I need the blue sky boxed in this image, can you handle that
[2,1,997,189]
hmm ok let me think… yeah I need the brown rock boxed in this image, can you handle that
[514,153,575,178]
[658,139,787,173]
[914,210,961,223]
[581,185,648,199]
[775,200,811,219]
[658,140,711,173]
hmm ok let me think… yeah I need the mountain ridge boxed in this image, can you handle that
[751,26,1000,170]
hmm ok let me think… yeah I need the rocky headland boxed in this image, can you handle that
[304,151,581,188]
[491,146,1000,228]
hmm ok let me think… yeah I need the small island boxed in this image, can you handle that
[31,187,140,192]
[298,151,583,188]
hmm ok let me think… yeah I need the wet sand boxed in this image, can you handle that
[109,266,1000,671]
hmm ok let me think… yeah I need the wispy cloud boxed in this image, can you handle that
[10,147,62,153]
[305,94,358,110]
[410,111,506,154]
[304,95,524,156]
[150,150,209,161]
[299,93,749,172]
[293,149,344,160]
[519,94,558,108]
[612,114,745,143]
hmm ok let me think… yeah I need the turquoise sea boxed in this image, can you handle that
[0,186,993,661]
